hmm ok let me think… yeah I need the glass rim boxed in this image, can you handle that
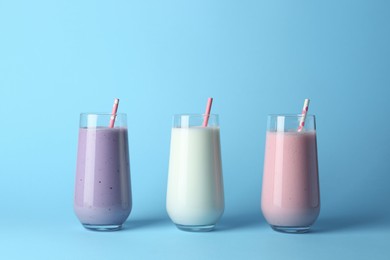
[267,114,315,118]
[80,113,127,116]
[173,113,219,117]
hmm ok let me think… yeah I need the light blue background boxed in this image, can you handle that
[1,0,389,259]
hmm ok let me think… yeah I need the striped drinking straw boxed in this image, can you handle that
[109,98,120,128]
[298,99,310,132]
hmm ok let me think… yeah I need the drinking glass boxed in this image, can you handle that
[261,114,320,233]
[166,114,224,232]
[74,113,132,231]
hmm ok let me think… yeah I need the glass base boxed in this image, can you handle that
[82,224,122,231]
[175,224,215,232]
[271,225,311,234]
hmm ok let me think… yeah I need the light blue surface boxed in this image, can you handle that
[1,0,389,259]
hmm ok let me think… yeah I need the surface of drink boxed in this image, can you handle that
[167,123,224,231]
[261,130,320,230]
[74,126,132,230]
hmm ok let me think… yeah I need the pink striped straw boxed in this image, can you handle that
[298,99,310,132]
[202,97,213,127]
[109,98,120,128]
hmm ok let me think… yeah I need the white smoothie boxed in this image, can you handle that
[166,126,224,226]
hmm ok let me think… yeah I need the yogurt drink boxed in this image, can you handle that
[166,115,224,232]
[261,115,320,233]
[74,114,132,231]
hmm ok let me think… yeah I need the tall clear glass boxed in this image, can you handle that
[261,114,320,233]
[74,113,132,231]
[166,114,224,232]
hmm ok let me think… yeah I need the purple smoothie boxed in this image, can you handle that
[74,127,132,226]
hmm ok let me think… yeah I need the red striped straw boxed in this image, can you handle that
[298,98,310,132]
[202,97,213,127]
[109,98,120,128]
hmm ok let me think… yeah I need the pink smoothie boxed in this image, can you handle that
[261,131,320,227]
[74,127,132,225]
